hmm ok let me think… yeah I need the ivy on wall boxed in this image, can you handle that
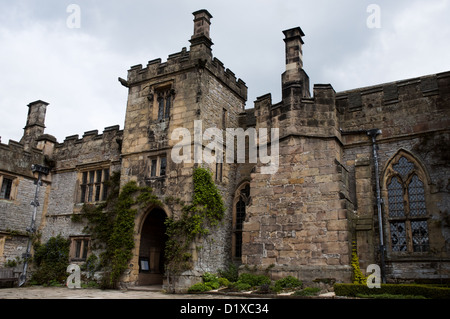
[79,172,162,289]
[164,167,226,275]
[76,167,225,287]
[31,234,70,285]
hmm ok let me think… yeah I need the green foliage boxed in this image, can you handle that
[218,263,239,282]
[202,272,218,283]
[164,167,226,274]
[187,272,229,293]
[351,241,366,284]
[31,235,70,286]
[293,287,321,296]
[188,282,211,293]
[334,283,450,299]
[218,277,230,287]
[236,273,271,288]
[273,276,303,292]
[230,282,252,291]
[356,293,427,299]
[79,172,162,289]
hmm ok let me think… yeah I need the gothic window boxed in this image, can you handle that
[385,153,430,253]
[233,183,250,259]
[156,89,174,121]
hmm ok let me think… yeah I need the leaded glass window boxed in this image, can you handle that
[393,156,414,179]
[408,175,426,217]
[390,222,407,252]
[385,154,429,253]
[387,176,404,217]
[411,220,429,252]
[233,183,250,259]
[156,88,173,121]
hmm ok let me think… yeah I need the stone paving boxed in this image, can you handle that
[0,285,337,299]
[0,286,250,299]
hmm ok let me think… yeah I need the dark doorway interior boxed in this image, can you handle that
[138,208,167,285]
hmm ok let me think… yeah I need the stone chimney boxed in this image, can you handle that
[189,9,213,58]
[20,100,49,151]
[282,27,310,99]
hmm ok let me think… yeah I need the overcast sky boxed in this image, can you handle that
[1,0,449,143]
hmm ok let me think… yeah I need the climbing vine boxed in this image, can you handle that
[79,172,162,288]
[351,241,366,284]
[164,167,225,275]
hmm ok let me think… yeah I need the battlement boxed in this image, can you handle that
[58,125,122,147]
[123,10,247,102]
[125,46,247,101]
[0,139,46,178]
[336,71,450,137]
[336,71,450,112]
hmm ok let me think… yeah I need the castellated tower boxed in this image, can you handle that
[118,9,247,289]
[247,27,353,283]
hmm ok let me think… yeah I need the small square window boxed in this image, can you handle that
[0,178,13,200]
[70,237,90,261]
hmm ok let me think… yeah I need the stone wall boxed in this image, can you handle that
[0,139,50,267]
[339,71,450,281]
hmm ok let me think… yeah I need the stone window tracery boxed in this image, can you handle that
[384,152,430,253]
[156,88,174,121]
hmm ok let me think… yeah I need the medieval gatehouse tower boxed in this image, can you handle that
[1,9,449,291]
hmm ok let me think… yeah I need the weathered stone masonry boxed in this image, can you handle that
[1,9,449,290]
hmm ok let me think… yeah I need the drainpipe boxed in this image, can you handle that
[340,128,386,283]
[366,129,386,284]
[19,164,50,287]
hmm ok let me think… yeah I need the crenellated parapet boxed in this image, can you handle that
[124,47,247,102]
[123,10,247,103]
[337,71,450,143]
[53,125,123,171]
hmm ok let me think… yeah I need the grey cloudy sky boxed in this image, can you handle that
[1,0,449,143]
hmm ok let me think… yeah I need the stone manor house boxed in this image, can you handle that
[1,10,449,290]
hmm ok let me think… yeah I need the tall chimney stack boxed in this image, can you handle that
[282,27,310,98]
[190,9,214,57]
[20,100,49,150]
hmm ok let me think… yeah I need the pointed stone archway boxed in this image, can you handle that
[137,208,168,286]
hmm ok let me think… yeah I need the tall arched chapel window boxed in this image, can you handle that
[384,153,430,253]
[233,183,250,259]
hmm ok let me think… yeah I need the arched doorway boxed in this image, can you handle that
[138,208,167,285]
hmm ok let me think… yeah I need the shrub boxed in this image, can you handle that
[237,273,271,288]
[31,235,70,286]
[218,263,239,282]
[230,282,252,291]
[218,277,230,287]
[188,282,210,293]
[188,272,230,293]
[273,276,303,292]
[202,272,218,283]
[334,283,450,299]
[293,287,321,296]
